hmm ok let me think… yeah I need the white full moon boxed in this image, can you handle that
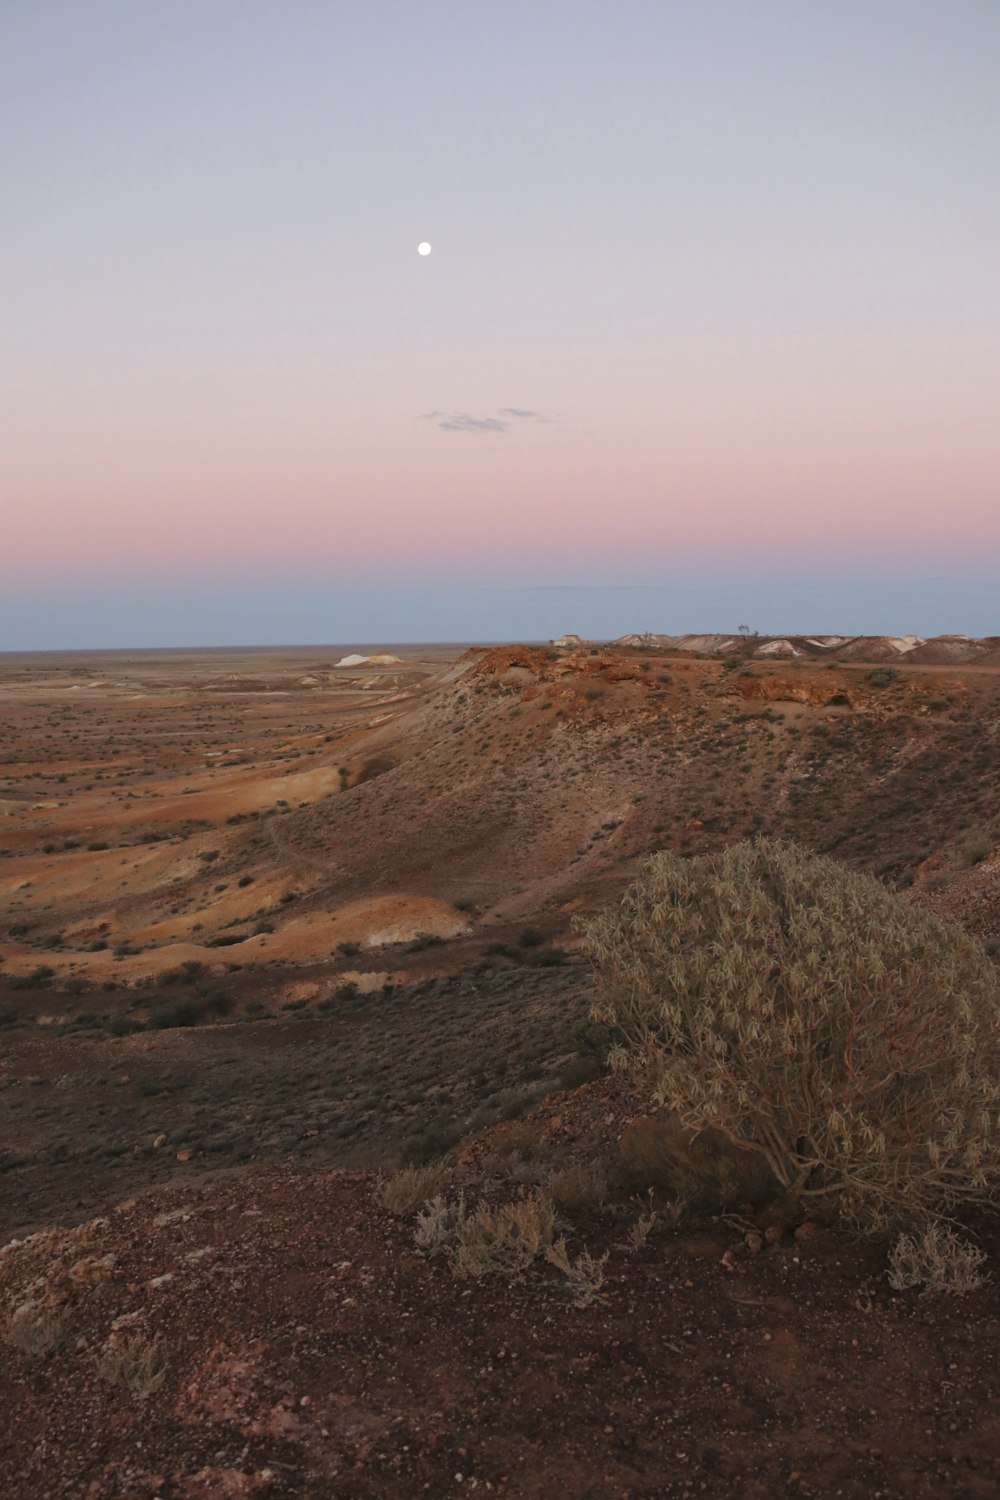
[417,242,432,256]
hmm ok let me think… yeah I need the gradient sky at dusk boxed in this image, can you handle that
[3,1,998,647]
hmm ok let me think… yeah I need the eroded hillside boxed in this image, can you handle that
[2,640,1000,1498]
[1,639,998,1236]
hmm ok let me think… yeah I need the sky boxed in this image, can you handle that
[2,0,998,648]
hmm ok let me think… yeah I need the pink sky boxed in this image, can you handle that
[2,3,997,642]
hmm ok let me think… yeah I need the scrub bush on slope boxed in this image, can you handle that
[577,838,1000,1232]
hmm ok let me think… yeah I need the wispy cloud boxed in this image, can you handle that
[419,407,548,435]
[439,412,509,434]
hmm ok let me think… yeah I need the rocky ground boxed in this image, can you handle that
[1,639,999,1496]
[2,1145,999,1499]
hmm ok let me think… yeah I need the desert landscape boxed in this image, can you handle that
[2,633,999,1497]
[7,3,997,1491]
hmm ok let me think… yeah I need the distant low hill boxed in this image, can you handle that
[606,632,1000,665]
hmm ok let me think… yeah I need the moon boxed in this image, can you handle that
[417,242,432,256]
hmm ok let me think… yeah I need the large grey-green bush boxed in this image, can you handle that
[577,838,1000,1231]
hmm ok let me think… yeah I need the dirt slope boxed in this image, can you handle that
[2,1149,998,1499]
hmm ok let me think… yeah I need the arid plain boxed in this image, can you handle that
[2,635,1000,1497]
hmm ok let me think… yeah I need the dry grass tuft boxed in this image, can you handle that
[413,1193,467,1256]
[487,1119,546,1160]
[98,1333,168,1399]
[888,1224,987,1294]
[545,1238,609,1306]
[449,1192,556,1281]
[547,1162,607,1213]
[413,1190,556,1279]
[377,1163,446,1216]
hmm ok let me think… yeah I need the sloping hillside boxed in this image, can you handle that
[259,643,1000,941]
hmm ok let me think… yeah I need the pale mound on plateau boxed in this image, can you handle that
[335,652,403,668]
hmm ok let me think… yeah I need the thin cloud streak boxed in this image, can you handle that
[439,413,508,434]
[419,408,549,434]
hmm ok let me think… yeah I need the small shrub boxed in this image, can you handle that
[98,1334,167,1399]
[485,941,521,960]
[413,1193,467,1256]
[547,1162,607,1213]
[544,1238,609,1306]
[105,1014,141,1037]
[449,1192,556,1280]
[6,1303,70,1359]
[400,1121,462,1165]
[558,1055,605,1089]
[488,1118,545,1160]
[407,932,445,952]
[8,966,55,991]
[148,996,208,1030]
[958,832,992,868]
[866,668,898,688]
[379,1164,446,1216]
[356,755,396,784]
[625,1192,688,1247]
[628,1210,658,1249]
[336,940,361,957]
[565,1016,618,1063]
[888,1223,987,1294]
